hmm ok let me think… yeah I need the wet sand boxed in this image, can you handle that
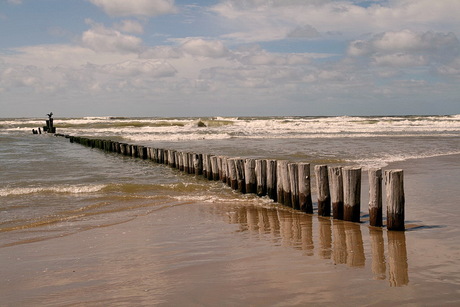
[1,154,459,306]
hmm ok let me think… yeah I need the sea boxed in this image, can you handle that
[1,115,459,306]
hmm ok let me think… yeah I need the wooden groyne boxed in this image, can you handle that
[33,112,56,134]
[55,134,406,231]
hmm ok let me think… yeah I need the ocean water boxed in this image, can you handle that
[1,115,459,305]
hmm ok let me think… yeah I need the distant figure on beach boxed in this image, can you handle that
[47,112,53,119]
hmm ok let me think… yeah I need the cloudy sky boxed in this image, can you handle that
[1,0,459,117]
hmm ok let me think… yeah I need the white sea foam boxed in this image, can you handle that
[355,150,460,170]
[0,184,106,197]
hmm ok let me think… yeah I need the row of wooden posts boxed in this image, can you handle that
[57,134,406,231]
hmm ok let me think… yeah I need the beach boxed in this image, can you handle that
[1,116,459,306]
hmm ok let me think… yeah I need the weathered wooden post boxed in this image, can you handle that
[189,153,195,174]
[277,160,290,206]
[211,156,220,180]
[205,154,213,180]
[276,161,285,204]
[193,153,203,176]
[267,160,277,201]
[235,159,246,193]
[163,149,169,165]
[329,166,344,220]
[131,145,138,158]
[160,148,165,164]
[255,159,267,197]
[168,150,176,168]
[178,151,184,171]
[343,167,361,222]
[298,163,313,214]
[315,165,331,216]
[385,170,405,231]
[288,163,299,209]
[227,159,238,190]
[138,146,147,159]
[217,156,223,180]
[221,157,228,183]
[244,158,257,194]
[182,152,189,173]
[369,169,383,227]
[174,151,180,168]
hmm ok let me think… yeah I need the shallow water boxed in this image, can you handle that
[0,116,459,305]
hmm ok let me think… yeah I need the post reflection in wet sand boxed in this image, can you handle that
[332,222,347,264]
[218,202,409,287]
[345,222,366,267]
[318,217,332,259]
[388,231,409,287]
[370,228,386,280]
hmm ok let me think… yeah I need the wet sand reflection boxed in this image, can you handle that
[216,203,409,287]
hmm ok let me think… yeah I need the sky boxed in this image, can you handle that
[1,0,459,117]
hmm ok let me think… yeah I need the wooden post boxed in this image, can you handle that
[131,145,138,157]
[174,151,180,168]
[385,170,405,231]
[244,158,256,194]
[221,157,228,183]
[267,160,277,201]
[168,150,176,168]
[276,161,284,204]
[329,166,344,220]
[343,167,361,222]
[138,146,147,159]
[235,158,246,193]
[369,169,383,227]
[227,159,238,190]
[255,159,267,197]
[189,152,194,173]
[277,160,290,207]
[202,154,208,178]
[163,149,169,165]
[193,153,203,176]
[315,165,331,216]
[182,152,189,173]
[178,152,184,171]
[298,163,313,214]
[211,156,220,180]
[160,149,165,164]
[205,154,213,180]
[288,163,299,209]
[217,156,223,180]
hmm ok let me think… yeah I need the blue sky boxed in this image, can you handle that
[1,0,459,117]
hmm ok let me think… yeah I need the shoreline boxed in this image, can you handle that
[1,153,459,306]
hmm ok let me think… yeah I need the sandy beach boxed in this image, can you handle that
[1,153,459,306]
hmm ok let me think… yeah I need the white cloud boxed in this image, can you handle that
[179,38,229,58]
[88,0,177,17]
[81,22,143,54]
[347,30,460,67]
[114,20,144,34]
[95,60,177,78]
[211,0,460,43]
[7,0,22,5]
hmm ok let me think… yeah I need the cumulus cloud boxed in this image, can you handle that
[88,0,177,17]
[180,38,229,58]
[348,30,460,67]
[211,0,460,43]
[287,25,320,39]
[81,21,143,54]
[94,60,177,78]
